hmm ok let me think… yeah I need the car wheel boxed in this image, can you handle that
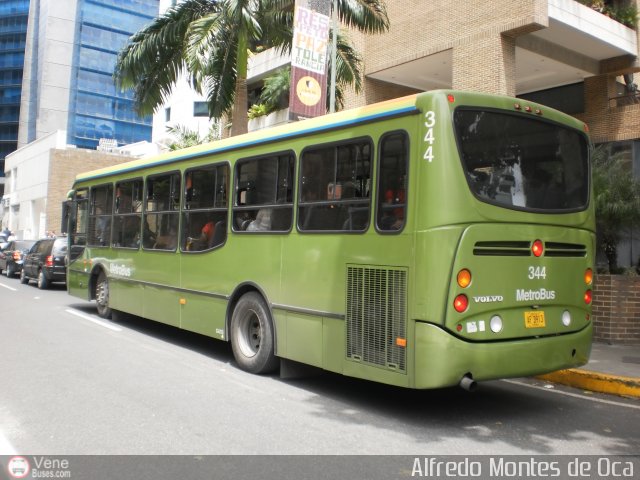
[5,264,14,277]
[230,292,278,374]
[19,269,28,284]
[95,271,112,319]
[37,270,49,289]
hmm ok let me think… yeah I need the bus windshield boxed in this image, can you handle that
[454,109,589,212]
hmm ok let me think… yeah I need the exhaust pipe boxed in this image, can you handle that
[459,374,477,392]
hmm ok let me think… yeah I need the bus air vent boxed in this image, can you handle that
[346,265,407,373]
[544,242,587,257]
[473,241,531,256]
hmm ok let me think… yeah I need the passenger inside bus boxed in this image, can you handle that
[247,209,272,231]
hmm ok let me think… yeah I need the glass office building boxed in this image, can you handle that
[18,0,159,151]
[70,0,158,148]
[0,0,29,177]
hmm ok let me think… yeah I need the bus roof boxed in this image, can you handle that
[73,94,421,184]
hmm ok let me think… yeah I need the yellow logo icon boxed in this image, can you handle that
[296,76,322,107]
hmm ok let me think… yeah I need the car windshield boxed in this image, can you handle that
[454,109,589,212]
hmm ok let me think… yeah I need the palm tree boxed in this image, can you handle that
[114,0,389,137]
[165,123,221,150]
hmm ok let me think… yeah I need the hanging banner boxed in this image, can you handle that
[289,0,330,121]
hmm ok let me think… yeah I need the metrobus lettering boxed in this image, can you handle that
[516,288,556,301]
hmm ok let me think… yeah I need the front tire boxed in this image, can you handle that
[230,292,278,374]
[95,271,112,319]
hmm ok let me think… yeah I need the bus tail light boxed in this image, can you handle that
[447,94,455,103]
[562,310,572,327]
[453,294,468,313]
[584,268,593,285]
[584,290,592,304]
[45,255,54,267]
[457,269,471,288]
[532,240,543,257]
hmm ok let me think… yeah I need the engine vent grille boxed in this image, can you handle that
[346,265,407,372]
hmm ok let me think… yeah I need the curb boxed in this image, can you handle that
[536,369,640,398]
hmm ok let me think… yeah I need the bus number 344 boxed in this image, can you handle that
[424,111,435,162]
[528,266,547,280]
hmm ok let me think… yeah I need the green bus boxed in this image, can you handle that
[66,90,594,390]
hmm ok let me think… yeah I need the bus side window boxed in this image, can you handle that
[299,139,372,232]
[88,184,113,246]
[377,132,409,232]
[144,172,180,251]
[113,179,143,248]
[233,152,294,233]
[182,163,229,251]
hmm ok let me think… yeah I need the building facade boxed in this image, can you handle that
[0,0,29,188]
[18,0,159,151]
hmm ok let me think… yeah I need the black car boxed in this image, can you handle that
[0,239,37,277]
[20,237,68,289]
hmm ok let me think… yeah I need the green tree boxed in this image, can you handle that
[592,144,640,272]
[165,123,220,150]
[114,0,389,137]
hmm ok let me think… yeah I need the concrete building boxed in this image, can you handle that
[2,130,131,238]
[1,0,160,233]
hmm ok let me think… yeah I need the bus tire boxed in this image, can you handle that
[95,271,112,319]
[230,292,278,374]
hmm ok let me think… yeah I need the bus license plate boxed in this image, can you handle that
[524,311,546,328]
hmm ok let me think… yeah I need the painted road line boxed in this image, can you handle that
[503,379,640,410]
[0,430,17,455]
[0,282,17,291]
[65,308,122,332]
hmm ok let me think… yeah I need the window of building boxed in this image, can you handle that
[298,139,372,232]
[193,101,208,117]
[182,164,229,251]
[112,179,143,248]
[234,152,295,232]
[88,184,113,246]
[165,107,171,122]
[143,173,180,250]
[376,132,409,232]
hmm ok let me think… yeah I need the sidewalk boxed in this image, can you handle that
[536,342,640,398]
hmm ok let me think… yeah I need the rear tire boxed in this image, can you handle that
[95,271,112,319]
[37,270,49,289]
[19,269,28,284]
[230,292,278,374]
[6,264,14,277]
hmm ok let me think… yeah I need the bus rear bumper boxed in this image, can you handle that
[413,321,592,389]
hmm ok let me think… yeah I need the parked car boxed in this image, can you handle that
[20,237,68,289]
[0,239,37,277]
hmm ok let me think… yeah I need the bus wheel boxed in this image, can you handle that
[230,292,278,374]
[95,271,112,319]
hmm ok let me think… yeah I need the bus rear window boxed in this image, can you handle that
[454,109,589,212]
